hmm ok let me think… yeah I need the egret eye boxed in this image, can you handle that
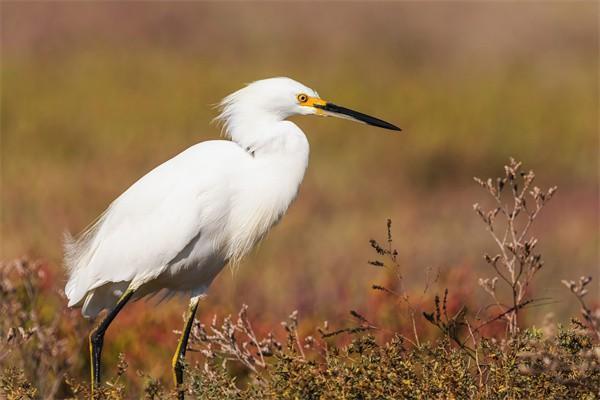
[297,94,309,103]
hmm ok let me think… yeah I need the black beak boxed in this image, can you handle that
[314,102,401,131]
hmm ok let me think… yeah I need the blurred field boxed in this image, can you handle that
[1,1,598,390]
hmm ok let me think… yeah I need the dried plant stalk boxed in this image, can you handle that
[474,158,557,336]
[562,276,600,340]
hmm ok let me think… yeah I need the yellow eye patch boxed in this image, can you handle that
[297,93,327,108]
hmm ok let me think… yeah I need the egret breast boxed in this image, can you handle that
[225,124,309,263]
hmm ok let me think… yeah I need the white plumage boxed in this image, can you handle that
[64,77,400,320]
[64,77,400,393]
[65,78,312,317]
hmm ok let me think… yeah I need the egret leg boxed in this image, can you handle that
[89,288,135,393]
[172,296,200,398]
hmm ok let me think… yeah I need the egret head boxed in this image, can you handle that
[216,77,401,136]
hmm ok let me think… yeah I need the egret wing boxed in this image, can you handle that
[65,141,244,307]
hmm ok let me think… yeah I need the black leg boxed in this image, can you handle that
[89,288,135,393]
[172,296,200,399]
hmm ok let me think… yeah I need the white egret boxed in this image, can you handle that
[64,77,400,396]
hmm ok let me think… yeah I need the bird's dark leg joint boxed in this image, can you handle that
[90,330,104,347]
[172,298,200,398]
[90,328,105,386]
[88,288,135,391]
[174,356,185,383]
[172,328,191,386]
[173,354,187,400]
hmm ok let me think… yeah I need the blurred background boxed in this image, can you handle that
[1,1,598,388]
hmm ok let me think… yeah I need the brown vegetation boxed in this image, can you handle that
[1,161,598,399]
[1,3,598,398]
